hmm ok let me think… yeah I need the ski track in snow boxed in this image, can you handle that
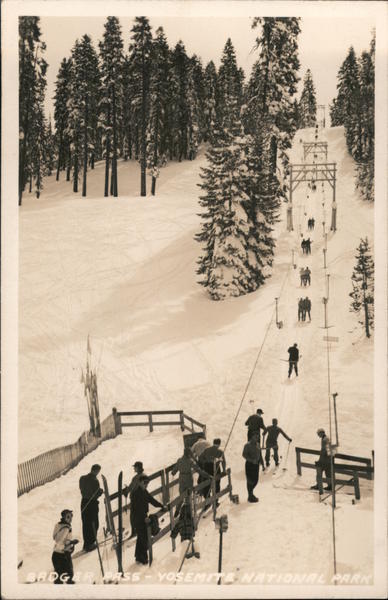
[17,127,374,586]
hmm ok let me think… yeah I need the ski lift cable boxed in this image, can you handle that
[224,263,291,453]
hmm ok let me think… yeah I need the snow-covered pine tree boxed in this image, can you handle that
[44,118,55,177]
[53,57,72,181]
[196,110,252,301]
[299,69,317,128]
[203,61,218,143]
[121,54,135,160]
[349,237,374,337]
[19,17,47,205]
[190,54,206,144]
[250,17,301,177]
[69,35,101,196]
[146,26,170,195]
[356,32,375,202]
[129,16,153,196]
[99,16,124,197]
[216,38,243,130]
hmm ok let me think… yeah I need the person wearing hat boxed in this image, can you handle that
[125,461,145,538]
[131,475,167,565]
[245,409,266,443]
[79,464,103,552]
[200,438,226,501]
[287,343,299,378]
[310,428,333,492]
[263,419,292,467]
[52,509,78,584]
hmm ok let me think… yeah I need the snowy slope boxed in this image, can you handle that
[18,126,375,590]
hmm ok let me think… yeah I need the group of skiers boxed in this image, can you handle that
[307,217,315,230]
[301,237,312,254]
[299,266,311,286]
[243,409,292,502]
[298,297,312,322]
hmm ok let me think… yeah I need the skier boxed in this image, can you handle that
[301,239,307,254]
[51,509,79,584]
[171,447,210,516]
[124,461,145,538]
[79,464,103,552]
[171,496,195,542]
[200,438,226,501]
[299,267,306,287]
[263,419,292,467]
[305,267,311,286]
[310,429,334,492]
[131,475,166,565]
[242,432,261,502]
[305,238,312,254]
[311,217,315,230]
[305,297,312,321]
[298,298,304,322]
[245,408,266,442]
[287,343,299,378]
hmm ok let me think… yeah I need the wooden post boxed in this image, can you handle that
[180,412,185,432]
[148,413,153,433]
[227,468,233,500]
[112,407,122,435]
[332,393,339,447]
[288,168,294,231]
[353,472,360,500]
[275,297,279,325]
[323,248,327,269]
[161,470,168,505]
[211,477,217,521]
[296,448,302,475]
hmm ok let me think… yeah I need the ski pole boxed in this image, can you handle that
[92,522,105,579]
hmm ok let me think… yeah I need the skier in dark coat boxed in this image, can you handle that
[79,464,103,551]
[305,267,311,285]
[242,433,261,502]
[310,429,335,492]
[200,438,226,501]
[301,239,307,254]
[263,419,292,467]
[245,409,266,470]
[172,447,210,515]
[305,238,312,254]
[124,461,144,538]
[52,509,78,584]
[131,475,166,565]
[298,298,304,321]
[287,343,299,378]
[304,297,312,321]
[311,217,315,230]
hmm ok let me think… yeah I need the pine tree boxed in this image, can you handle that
[146,26,170,195]
[19,17,47,205]
[99,16,124,197]
[190,54,206,143]
[250,17,301,176]
[44,118,56,176]
[53,57,72,181]
[129,16,153,196]
[196,113,252,301]
[172,41,190,161]
[186,60,200,160]
[356,32,375,202]
[216,38,243,130]
[349,238,374,337]
[299,69,317,128]
[203,61,218,142]
[68,35,100,196]
[164,47,181,160]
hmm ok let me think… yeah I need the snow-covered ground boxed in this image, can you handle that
[16,126,379,593]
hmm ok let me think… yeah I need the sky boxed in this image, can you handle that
[39,13,376,122]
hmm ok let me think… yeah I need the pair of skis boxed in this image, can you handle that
[102,471,124,575]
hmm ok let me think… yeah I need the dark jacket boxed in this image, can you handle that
[288,346,299,362]
[127,473,143,497]
[79,473,103,501]
[264,425,291,447]
[131,487,163,522]
[243,440,261,464]
[245,414,265,434]
[319,435,331,462]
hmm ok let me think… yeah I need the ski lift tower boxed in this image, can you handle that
[317,104,326,128]
[287,161,337,232]
[303,141,328,162]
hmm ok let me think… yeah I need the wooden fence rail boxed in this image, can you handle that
[295,447,374,480]
[18,409,206,497]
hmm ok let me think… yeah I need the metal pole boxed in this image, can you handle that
[323,298,328,329]
[217,529,223,585]
[326,274,330,299]
[332,393,339,446]
[323,248,327,269]
[292,249,295,267]
[275,298,279,325]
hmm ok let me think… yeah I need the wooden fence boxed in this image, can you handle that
[17,409,206,497]
[17,410,119,496]
[103,460,233,566]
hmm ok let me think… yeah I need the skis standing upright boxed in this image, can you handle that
[117,471,124,574]
[101,474,121,574]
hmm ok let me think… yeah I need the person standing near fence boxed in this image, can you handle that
[131,475,166,565]
[79,464,103,552]
[172,447,210,516]
[200,438,226,503]
[242,432,261,503]
[51,509,79,584]
[124,461,144,538]
[310,429,334,492]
